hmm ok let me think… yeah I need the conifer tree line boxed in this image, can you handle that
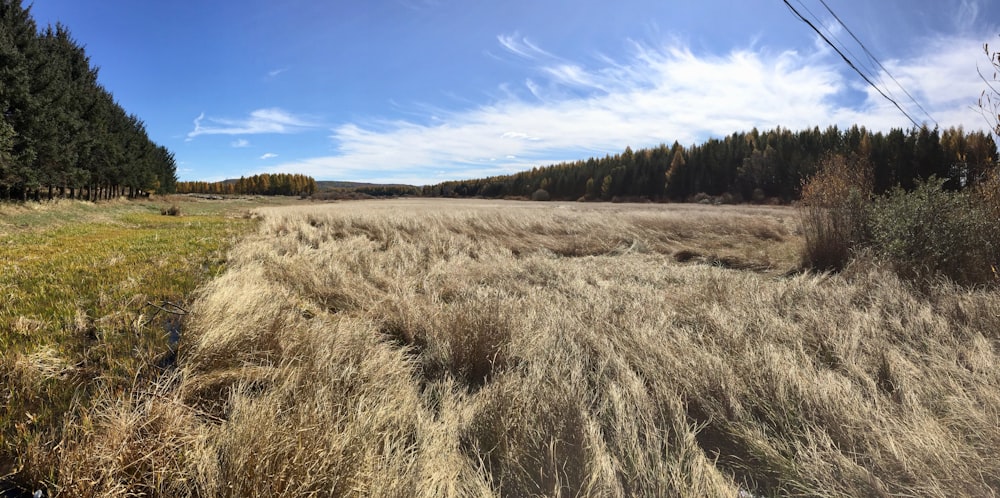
[0,1,177,201]
[176,173,317,196]
[423,125,997,202]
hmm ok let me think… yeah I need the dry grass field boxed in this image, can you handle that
[14,198,1000,496]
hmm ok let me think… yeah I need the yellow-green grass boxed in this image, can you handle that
[0,196,261,488]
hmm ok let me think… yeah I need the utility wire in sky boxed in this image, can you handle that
[794,0,884,86]
[794,0,903,108]
[816,0,938,127]
[782,0,925,129]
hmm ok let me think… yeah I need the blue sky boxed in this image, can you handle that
[28,0,1000,184]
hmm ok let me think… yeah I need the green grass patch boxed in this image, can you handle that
[0,197,259,484]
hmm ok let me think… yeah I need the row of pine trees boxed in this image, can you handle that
[0,1,177,201]
[423,125,997,202]
[176,173,318,197]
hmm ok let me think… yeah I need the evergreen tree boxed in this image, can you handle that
[0,3,176,201]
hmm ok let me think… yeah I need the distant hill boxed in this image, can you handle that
[213,180,415,190]
[178,178,419,198]
[316,181,417,190]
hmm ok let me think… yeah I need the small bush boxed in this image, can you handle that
[871,177,998,286]
[799,154,873,271]
[690,192,712,204]
[161,205,182,216]
[531,189,551,201]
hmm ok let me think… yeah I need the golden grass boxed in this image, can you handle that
[20,198,1000,496]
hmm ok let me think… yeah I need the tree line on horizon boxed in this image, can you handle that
[0,1,177,202]
[421,125,998,203]
[176,173,318,197]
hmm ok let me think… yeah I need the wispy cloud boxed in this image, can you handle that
[955,0,981,31]
[260,153,279,160]
[265,32,994,184]
[267,67,289,78]
[231,138,250,148]
[187,108,317,139]
[497,33,555,60]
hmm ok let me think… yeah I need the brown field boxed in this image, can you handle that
[29,199,1000,496]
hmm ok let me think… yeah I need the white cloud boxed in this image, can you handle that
[260,153,279,160]
[231,138,250,148]
[501,131,541,140]
[265,33,995,185]
[187,108,317,139]
[267,67,289,78]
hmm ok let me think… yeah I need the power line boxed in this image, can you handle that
[782,0,923,129]
[794,0,883,84]
[816,0,938,127]
[796,0,903,107]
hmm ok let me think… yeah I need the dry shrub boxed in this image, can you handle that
[973,166,1000,284]
[799,153,873,271]
[975,166,1000,221]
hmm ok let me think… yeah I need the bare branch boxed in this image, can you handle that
[145,301,189,316]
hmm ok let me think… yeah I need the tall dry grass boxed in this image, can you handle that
[50,199,1000,497]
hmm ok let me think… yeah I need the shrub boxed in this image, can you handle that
[974,169,1000,285]
[799,154,873,271]
[871,177,998,286]
[531,189,551,201]
[973,166,1000,223]
[161,205,181,216]
[690,192,712,204]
